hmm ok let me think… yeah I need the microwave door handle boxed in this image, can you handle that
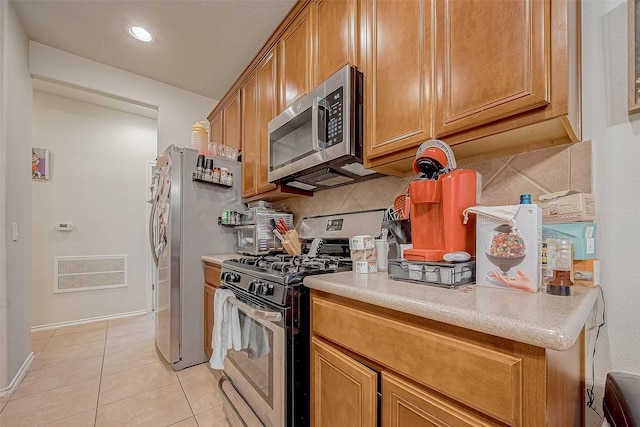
[311,97,328,151]
[228,297,283,323]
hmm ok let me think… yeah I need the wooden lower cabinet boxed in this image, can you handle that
[203,262,221,360]
[310,291,584,427]
[382,371,495,427]
[311,336,377,427]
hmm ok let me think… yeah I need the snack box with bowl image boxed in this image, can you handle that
[475,204,542,293]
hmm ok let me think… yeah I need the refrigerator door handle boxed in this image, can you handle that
[149,200,159,266]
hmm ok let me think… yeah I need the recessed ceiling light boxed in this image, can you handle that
[128,26,153,42]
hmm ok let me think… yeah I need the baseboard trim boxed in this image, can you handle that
[31,310,149,332]
[0,352,34,397]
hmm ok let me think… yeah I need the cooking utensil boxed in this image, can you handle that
[272,218,287,234]
[273,229,285,243]
[307,238,324,258]
[394,194,407,219]
[278,218,289,232]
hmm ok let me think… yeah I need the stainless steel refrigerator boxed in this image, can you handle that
[149,145,243,370]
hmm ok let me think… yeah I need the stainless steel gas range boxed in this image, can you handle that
[216,210,386,427]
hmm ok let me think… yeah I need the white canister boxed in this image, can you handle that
[350,247,376,262]
[349,235,375,250]
[374,239,389,272]
[353,261,378,274]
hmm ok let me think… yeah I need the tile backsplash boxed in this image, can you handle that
[281,141,592,226]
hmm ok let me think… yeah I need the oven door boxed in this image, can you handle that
[222,293,286,427]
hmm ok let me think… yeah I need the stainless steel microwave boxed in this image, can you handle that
[267,65,382,191]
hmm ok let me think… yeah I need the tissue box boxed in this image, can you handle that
[572,259,600,287]
[476,204,542,292]
[538,190,595,224]
[542,222,597,260]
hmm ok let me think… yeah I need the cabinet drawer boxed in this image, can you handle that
[204,263,221,287]
[311,296,522,425]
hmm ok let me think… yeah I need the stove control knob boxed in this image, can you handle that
[225,272,240,283]
[255,283,265,295]
[262,284,274,296]
[248,281,257,293]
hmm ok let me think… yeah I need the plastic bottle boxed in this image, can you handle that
[191,122,208,155]
[520,193,531,204]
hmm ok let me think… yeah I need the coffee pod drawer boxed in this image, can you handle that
[387,259,475,288]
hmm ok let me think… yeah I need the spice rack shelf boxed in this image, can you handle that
[192,173,233,188]
[217,217,239,226]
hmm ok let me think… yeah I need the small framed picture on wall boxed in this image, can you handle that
[32,148,49,180]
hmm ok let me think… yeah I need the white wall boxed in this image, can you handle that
[29,42,218,155]
[0,32,217,390]
[583,0,640,423]
[31,91,157,326]
[0,1,33,392]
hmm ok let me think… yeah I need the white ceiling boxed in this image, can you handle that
[11,0,297,101]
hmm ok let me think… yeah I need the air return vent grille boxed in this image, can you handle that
[53,255,127,293]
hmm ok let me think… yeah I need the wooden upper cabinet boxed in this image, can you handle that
[222,92,241,151]
[312,0,359,86]
[363,0,433,163]
[209,111,223,145]
[279,7,313,112]
[241,73,259,198]
[434,0,549,137]
[242,49,279,199]
[256,49,279,194]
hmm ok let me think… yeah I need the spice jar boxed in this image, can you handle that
[212,166,221,183]
[220,168,229,185]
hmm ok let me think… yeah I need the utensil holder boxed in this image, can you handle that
[282,230,302,255]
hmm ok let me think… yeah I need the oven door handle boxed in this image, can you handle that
[229,297,282,322]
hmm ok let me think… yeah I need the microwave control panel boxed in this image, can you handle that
[326,87,344,147]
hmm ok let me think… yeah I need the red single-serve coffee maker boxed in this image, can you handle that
[403,140,477,262]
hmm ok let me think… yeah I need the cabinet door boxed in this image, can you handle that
[210,111,223,145]
[434,0,549,137]
[256,49,279,194]
[313,0,359,86]
[382,372,497,427]
[363,0,433,162]
[223,92,241,151]
[204,283,216,360]
[241,73,259,198]
[311,336,377,427]
[279,8,313,112]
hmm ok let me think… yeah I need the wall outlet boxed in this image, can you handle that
[55,222,74,231]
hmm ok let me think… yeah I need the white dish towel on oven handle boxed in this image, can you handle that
[210,289,242,370]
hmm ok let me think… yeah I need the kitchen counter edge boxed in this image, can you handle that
[201,254,240,265]
[304,271,599,351]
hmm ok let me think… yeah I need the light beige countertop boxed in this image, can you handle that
[304,271,599,351]
[201,254,240,265]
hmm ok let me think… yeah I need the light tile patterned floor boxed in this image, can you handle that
[0,314,230,427]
